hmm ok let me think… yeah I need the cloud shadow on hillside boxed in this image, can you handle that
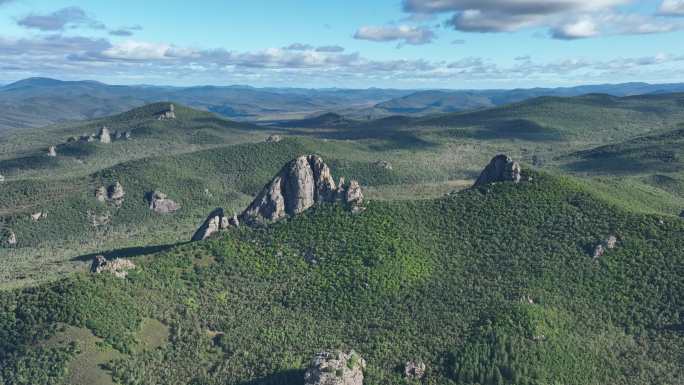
[71,242,186,262]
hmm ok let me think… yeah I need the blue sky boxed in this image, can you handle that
[1,0,684,88]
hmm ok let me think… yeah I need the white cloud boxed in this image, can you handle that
[660,0,684,16]
[401,0,683,39]
[354,25,435,45]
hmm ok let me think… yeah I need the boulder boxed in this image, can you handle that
[473,154,522,187]
[192,208,237,241]
[266,134,282,143]
[0,174,4,183]
[157,104,176,120]
[240,155,363,225]
[47,146,57,157]
[30,212,47,222]
[98,126,111,143]
[304,350,366,385]
[123,131,132,140]
[404,361,426,380]
[91,255,136,278]
[147,191,180,214]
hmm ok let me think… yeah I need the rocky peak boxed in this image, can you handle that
[473,154,522,187]
[98,126,111,143]
[304,350,366,385]
[240,155,363,225]
[157,104,176,120]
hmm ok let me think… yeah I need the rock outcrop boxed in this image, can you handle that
[95,186,108,202]
[304,351,366,385]
[108,182,125,206]
[91,255,136,278]
[404,361,426,380]
[240,155,364,225]
[47,146,57,157]
[0,174,4,183]
[266,134,282,143]
[374,160,393,170]
[157,104,176,120]
[3,230,17,247]
[98,126,111,143]
[88,210,111,227]
[593,235,618,260]
[473,154,522,187]
[30,212,47,222]
[147,191,180,214]
[191,208,238,241]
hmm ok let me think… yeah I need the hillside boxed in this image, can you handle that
[359,82,684,118]
[0,169,681,385]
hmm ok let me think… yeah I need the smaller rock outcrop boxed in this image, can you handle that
[593,235,618,260]
[88,210,111,227]
[98,126,111,143]
[192,208,238,241]
[147,191,180,214]
[91,255,136,278]
[266,134,282,143]
[96,182,125,206]
[473,155,522,187]
[47,146,57,157]
[0,174,5,183]
[3,230,17,247]
[157,104,176,120]
[108,182,125,206]
[304,351,366,385]
[30,212,47,222]
[374,160,393,170]
[123,131,132,140]
[404,361,426,380]
[95,186,108,202]
[67,136,78,143]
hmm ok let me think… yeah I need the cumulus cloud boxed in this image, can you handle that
[659,0,684,16]
[17,6,105,31]
[354,25,435,45]
[1,32,683,86]
[401,0,682,39]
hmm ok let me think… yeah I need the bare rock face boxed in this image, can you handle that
[157,104,176,120]
[473,154,522,187]
[98,126,111,143]
[192,208,238,241]
[304,351,366,385]
[91,255,136,278]
[241,155,363,225]
[147,191,180,214]
[47,146,57,157]
[404,361,426,380]
[266,134,282,143]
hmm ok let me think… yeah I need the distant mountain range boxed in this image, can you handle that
[349,82,684,119]
[3,77,684,131]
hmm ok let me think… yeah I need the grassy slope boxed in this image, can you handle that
[558,126,684,216]
[0,171,682,385]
